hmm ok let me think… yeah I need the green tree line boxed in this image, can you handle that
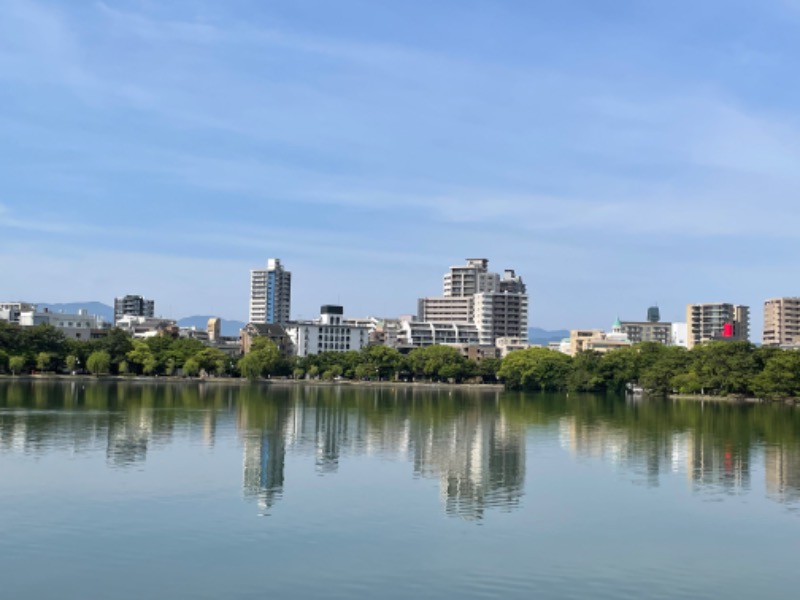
[5,321,800,397]
[498,342,800,398]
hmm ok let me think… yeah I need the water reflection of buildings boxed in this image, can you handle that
[235,389,525,520]
[411,410,525,520]
[765,444,800,504]
[106,407,154,468]
[558,416,751,493]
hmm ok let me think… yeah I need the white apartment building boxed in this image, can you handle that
[250,258,291,325]
[763,297,800,347]
[474,288,529,345]
[399,320,480,347]
[286,305,369,357]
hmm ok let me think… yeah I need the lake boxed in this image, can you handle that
[1,381,799,599]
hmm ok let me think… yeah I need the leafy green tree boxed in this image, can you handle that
[183,357,200,377]
[238,352,263,380]
[166,338,206,368]
[126,340,158,375]
[195,347,229,375]
[9,355,25,375]
[237,338,281,380]
[690,342,757,395]
[567,351,605,392]
[638,346,691,395]
[354,363,373,380]
[407,345,469,381]
[293,367,305,379]
[91,328,133,368]
[118,360,130,376]
[477,357,502,383]
[87,350,111,375]
[308,365,320,379]
[21,325,69,360]
[36,352,54,372]
[65,355,78,373]
[599,347,639,392]
[360,345,403,380]
[498,347,572,391]
[0,349,9,373]
[752,351,800,398]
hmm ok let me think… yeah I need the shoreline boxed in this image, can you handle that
[0,374,505,391]
[668,393,799,405]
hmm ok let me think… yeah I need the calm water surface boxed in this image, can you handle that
[1,381,799,599]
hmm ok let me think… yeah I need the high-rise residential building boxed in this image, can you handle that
[474,273,529,345]
[417,259,528,346]
[249,258,291,325]
[763,297,800,347]
[443,258,500,297]
[114,295,155,323]
[686,303,750,349]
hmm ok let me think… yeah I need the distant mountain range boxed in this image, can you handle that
[38,302,115,322]
[528,327,569,345]
[37,302,246,336]
[36,302,566,343]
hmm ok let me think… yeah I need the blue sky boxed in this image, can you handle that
[2,0,799,334]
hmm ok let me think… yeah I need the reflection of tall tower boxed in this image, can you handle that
[239,396,291,510]
[242,431,286,509]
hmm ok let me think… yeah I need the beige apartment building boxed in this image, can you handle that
[686,303,749,349]
[763,297,800,347]
[417,296,474,324]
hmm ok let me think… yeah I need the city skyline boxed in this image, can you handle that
[2,1,800,338]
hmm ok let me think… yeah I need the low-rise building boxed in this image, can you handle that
[19,308,107,340]
[115,315,177,338]
[241,323,293,356]
[567,320,632,356]
[398,319,480,348]
[619,321,672,345]
[285,306,369,357]
[0,302,35,324]
[450,344,500,363]
[496,336,533,357]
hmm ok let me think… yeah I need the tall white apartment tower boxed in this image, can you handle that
[249,258,291,325]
